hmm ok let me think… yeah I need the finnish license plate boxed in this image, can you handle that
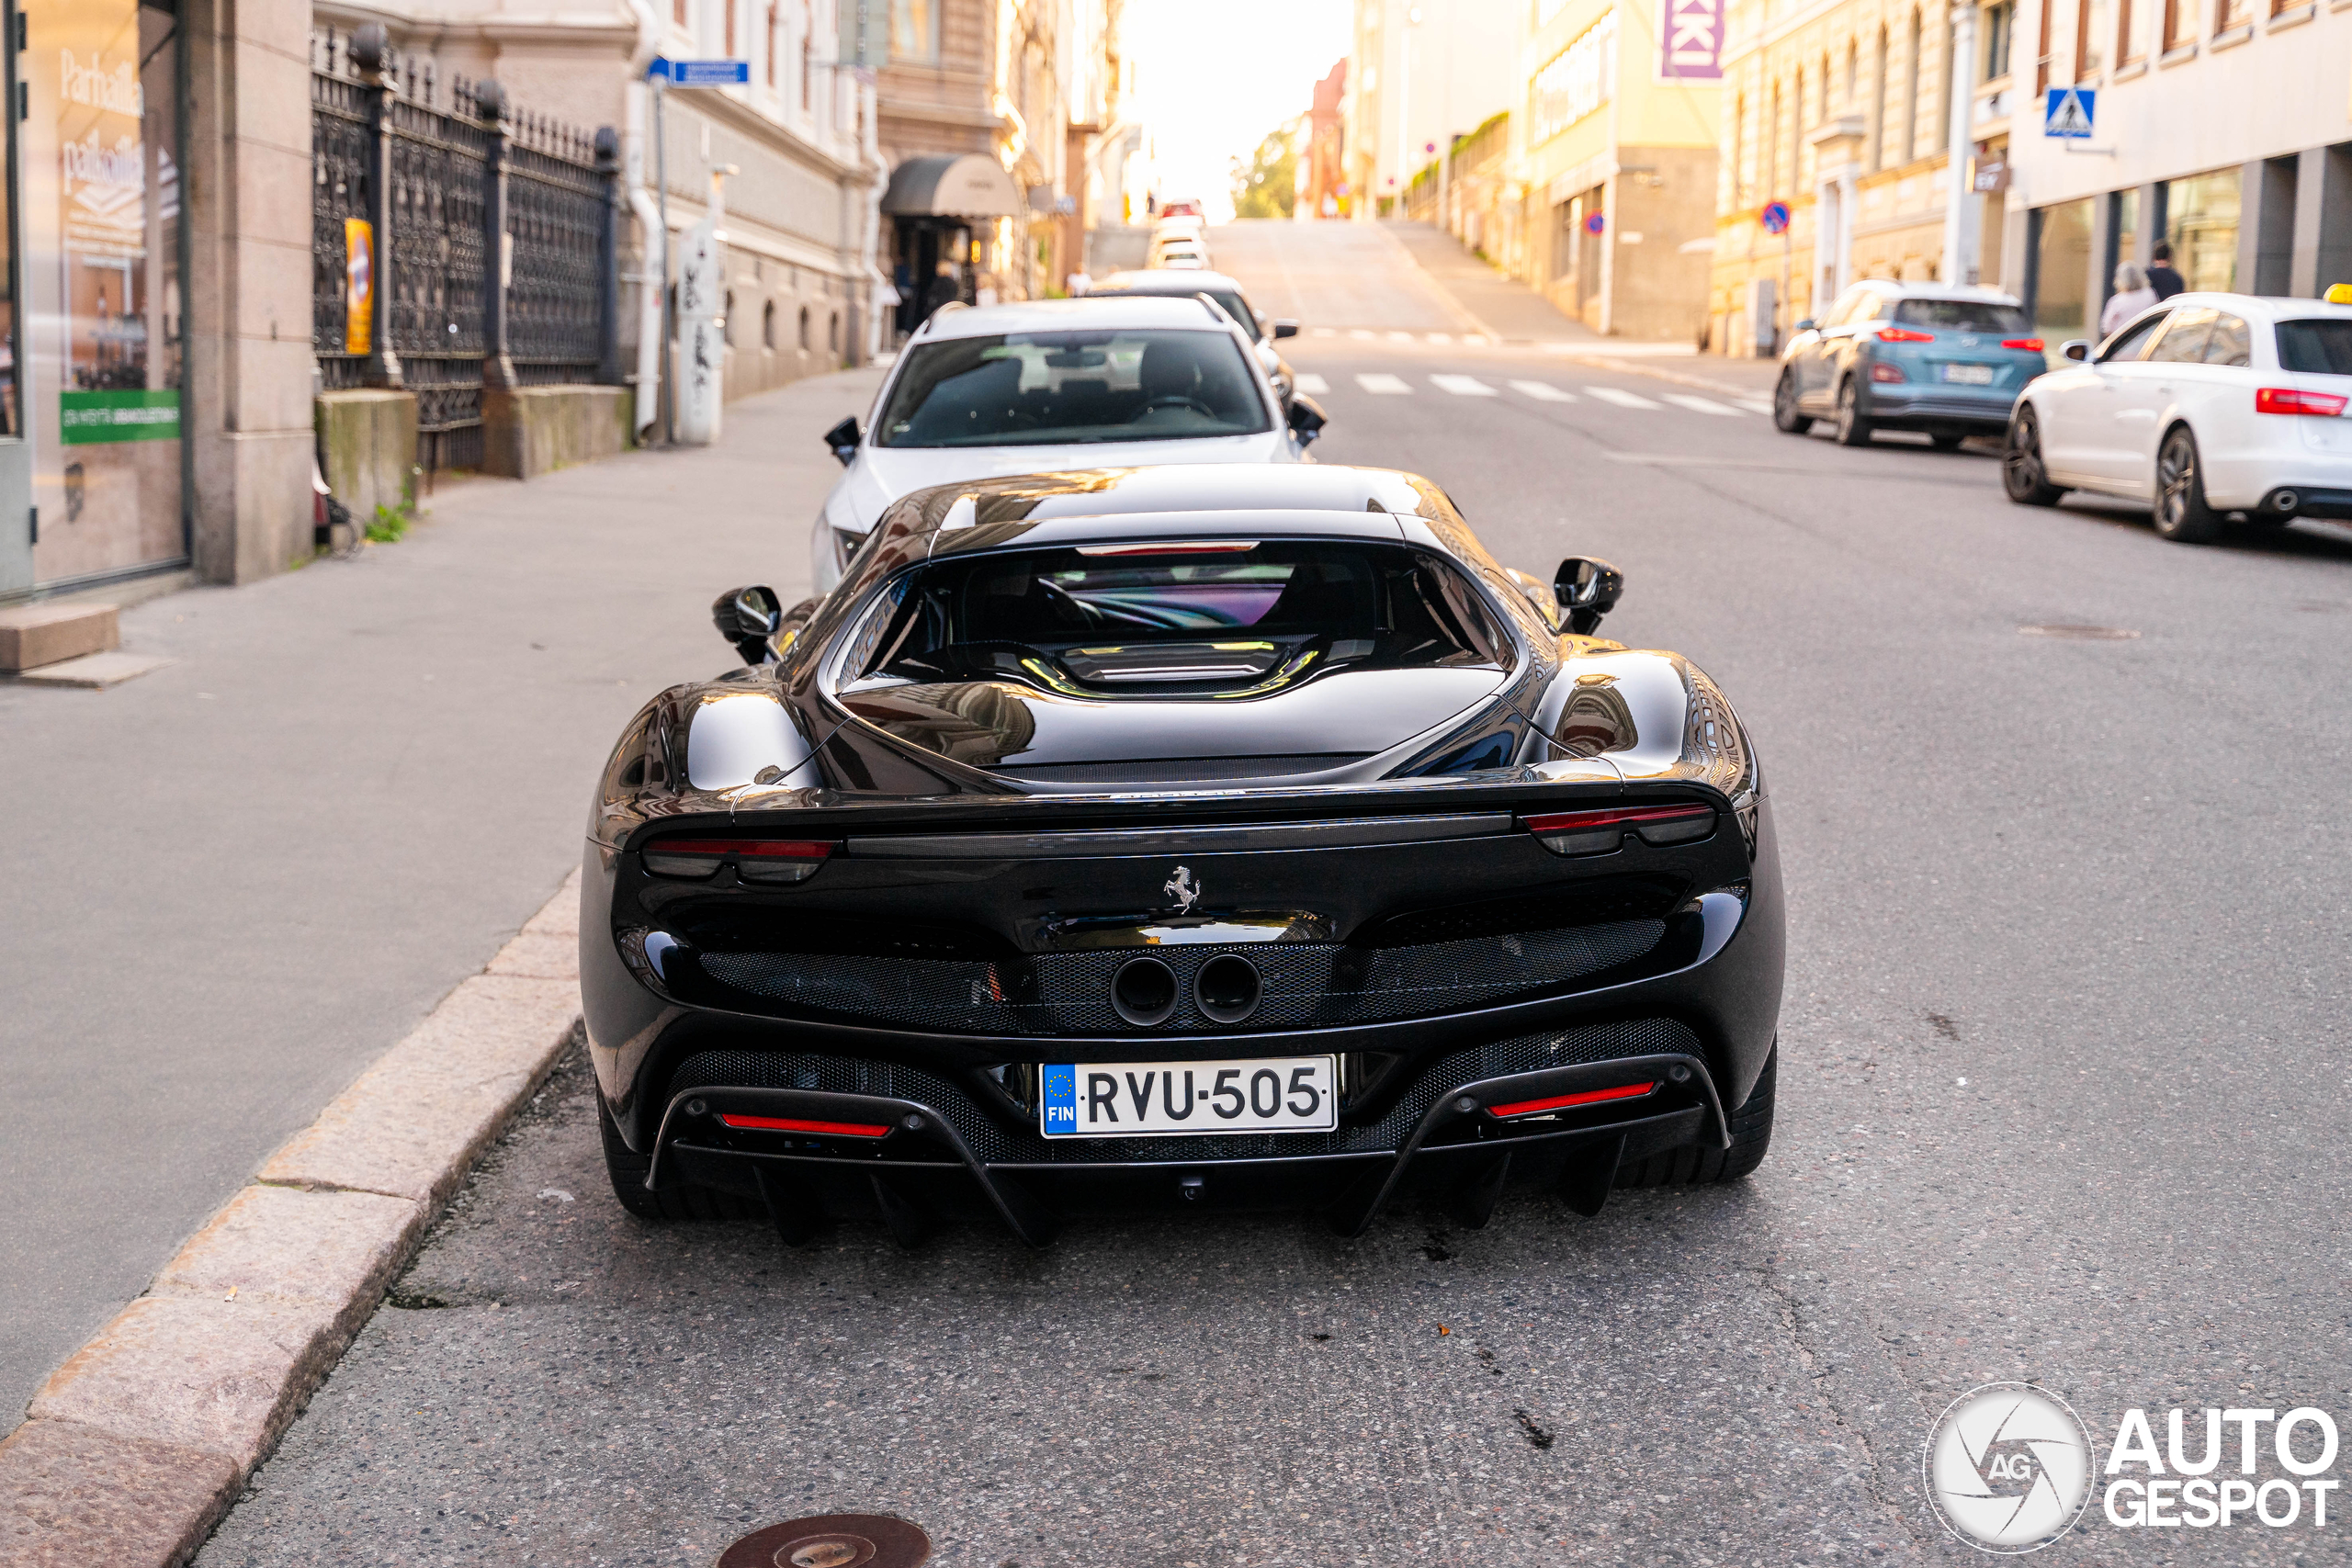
[1039,1056,1338,1137]
[1940,363,1996,385]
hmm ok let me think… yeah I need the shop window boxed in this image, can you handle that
[2031,197,2095,346]
[1984,1,2014,77]
[2161,0,2195,51]
[724,290,736,346]
[829,311,841,354]
[891,0,941,64]
[2165,170,2241,291]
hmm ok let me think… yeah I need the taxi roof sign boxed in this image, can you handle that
[2327,283,2352,306]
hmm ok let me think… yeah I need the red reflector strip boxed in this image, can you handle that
[1074,541,1261,556]
[2001,338,2044,351]
[642,838,834,860]
[1489,1081,1659,1118]
[717,1112,891,1137]
[2256,387,2350,416]
[1521,804,1714,834]
[1874,327,1934,342]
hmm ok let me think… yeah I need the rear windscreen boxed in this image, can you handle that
[840,541,1512,693]
[1893,299,2031,335]
[2276,320,2352,375]
[875,329,1270,447]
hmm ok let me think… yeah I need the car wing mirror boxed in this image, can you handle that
[1554,556,1624,637]
[1272,319,1300,339]
[2062,340,2090,362]
[1286,393,1327,445]
[712,584,783,665]
[1792,318,1816,333]
[823,416,860,466]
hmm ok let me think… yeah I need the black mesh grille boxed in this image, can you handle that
[696,918,1665,1036]
[667,1017,1699,1167]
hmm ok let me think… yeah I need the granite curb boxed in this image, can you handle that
[0,867,583,1568]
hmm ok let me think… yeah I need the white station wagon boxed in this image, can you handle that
[2004,291,2352,542]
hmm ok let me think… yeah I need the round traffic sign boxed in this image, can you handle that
[1759,200,1792,235]
[1583,211,1606,236]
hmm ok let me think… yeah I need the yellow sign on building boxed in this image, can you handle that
[345,220,375,356]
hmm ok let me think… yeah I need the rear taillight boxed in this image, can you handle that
[2002,338,2044,351]
[1870,362,1906,383]
[1521,803,1717,856]
[1875,327,1934,343]
[1490,1081,1659,1118]
[640,837,836,883]
[2256,387,2349,416]
[718,1112,890,1137]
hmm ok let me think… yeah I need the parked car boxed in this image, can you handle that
[808,295,1327,592]
[1150,241,1211,271]
[586,464,1784,1245]
[2004,291,2352,542]
[1087,267,1301,405]
[1773,282,2047,448]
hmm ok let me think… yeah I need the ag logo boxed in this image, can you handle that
[1923,1382,2095,1552]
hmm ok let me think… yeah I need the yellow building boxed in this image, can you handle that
[1513,0,1724,340]
[1707,0,2017,356]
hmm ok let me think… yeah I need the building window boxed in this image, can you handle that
[1529,12,1618,144]
[2077,0,2112,75]
[2161,0,2193,53]
[801,0,815,109]
[724,0,736,55]
[1984,0,2014,76]
[798,305,811,350]
[766,2,779,86]
[1765,79,1780,197]
[1845,38,1859,99]
[2038,0,2056,90]
[891,0,941,64]
[673,0,689,26]
[763,299,776,349]
[1904,10,1921,163]
[1938,14,1954,149]
[724,290,737,346]
[829,311,841,354]
[2215,0,2249,28]
[1871,28,1888,168]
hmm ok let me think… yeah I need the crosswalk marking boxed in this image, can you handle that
[1425,333,1453,344]
[1348,328,1375,340]
[1293,372,1330,394]
[1660,392,1745,416]
[1508,379,1576,401]
[1430,374,1498,396]
[1584,385,1663,409]
[1355,372,1414,394]
[1311,327,1338,337]
[1387,330,1419,343]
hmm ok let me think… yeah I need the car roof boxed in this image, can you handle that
[913,294,1232,340]
[1091,268,1249,295]
[2157,292,2352,320]
[1849,278,2023,306]
[875,464,1458,550]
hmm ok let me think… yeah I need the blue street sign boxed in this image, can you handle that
[1760,200,1792,235]
[649,57,750,85]
[2044,86,2095,139]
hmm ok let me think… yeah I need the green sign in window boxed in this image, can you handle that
[61,389,181,445]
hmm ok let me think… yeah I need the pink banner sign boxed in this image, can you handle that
[1659,0,1724,82]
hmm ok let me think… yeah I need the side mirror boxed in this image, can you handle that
[1554,556,1624,637]
[1792,318,1816,333]
[1286,393,1327,446]
[822,416,860,466]
[1272,320,1300,339]
[2062,340,2090,362]
[711,584,783,665]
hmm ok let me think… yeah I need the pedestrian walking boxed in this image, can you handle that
[2100,263,2157,335]
[916,260,961,325]
[2147,243,2187,301]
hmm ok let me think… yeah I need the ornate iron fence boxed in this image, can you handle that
[310,26,618,472]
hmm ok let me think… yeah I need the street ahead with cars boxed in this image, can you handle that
[157,220,2352,1566]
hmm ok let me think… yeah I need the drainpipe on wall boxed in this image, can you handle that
[624,0,666,439]
[858,77,890,363]
[1940,2,1982,285]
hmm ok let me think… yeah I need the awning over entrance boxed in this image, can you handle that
[881,154,1023,219]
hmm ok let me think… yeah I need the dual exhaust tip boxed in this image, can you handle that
[1111,953,1261,1027]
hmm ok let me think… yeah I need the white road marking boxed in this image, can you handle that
[1430,374,1498,396]
[1348,328,1376,340]
[1425,332,1453,344]
[1508,379,1577,401]
[1584,385,1664,409]
[1311,327,1338,337]
[1387,330,1419,343]
[1354,372,1415,394]
[1293,372,1330,394]
[1463,333,1493,345]
[1660,392,1746,416]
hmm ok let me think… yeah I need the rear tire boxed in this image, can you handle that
[1772,370,1814,434]
[2003,407,2066,505]
[2154,425,2223,543]
[1618,1044,1777,1188]
[599,1096,758,1221]
[1833,379,1872,446]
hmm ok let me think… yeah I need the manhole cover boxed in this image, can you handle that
[718,1514,931,1568]
[2017,624,2141,639]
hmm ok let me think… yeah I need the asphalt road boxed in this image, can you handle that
[196,224,2352,1566]
[0,376,868,1426]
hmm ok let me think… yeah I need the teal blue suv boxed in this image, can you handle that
[1772,283,2048,449]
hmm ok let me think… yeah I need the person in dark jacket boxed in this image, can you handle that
[918,261,963,324]
[2147,243,2187,300]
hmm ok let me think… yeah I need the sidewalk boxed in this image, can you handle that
[0,367,880,1432]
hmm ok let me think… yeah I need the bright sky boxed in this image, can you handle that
[1122,0,1351,223]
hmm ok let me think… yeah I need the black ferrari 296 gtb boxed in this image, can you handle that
[582,464,1782,1245]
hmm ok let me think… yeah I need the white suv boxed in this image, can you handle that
[809,295,1323,592]
[2004,291,2352,542]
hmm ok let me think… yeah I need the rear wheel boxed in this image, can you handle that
[1618,1044,1777,1188]
[599,1096,758,1221]
[1772,370,1814,434]
[2003,407,2066,505]
[1833,378,1872,446]
[2154,425,2223,543]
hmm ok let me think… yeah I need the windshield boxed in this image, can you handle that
[840,541,1510,694]
[1893,299,2031,335]
[875,330,1271,447]
[2276,320,2352,375]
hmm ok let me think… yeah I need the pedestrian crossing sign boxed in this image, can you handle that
[2044,86,2096,139]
